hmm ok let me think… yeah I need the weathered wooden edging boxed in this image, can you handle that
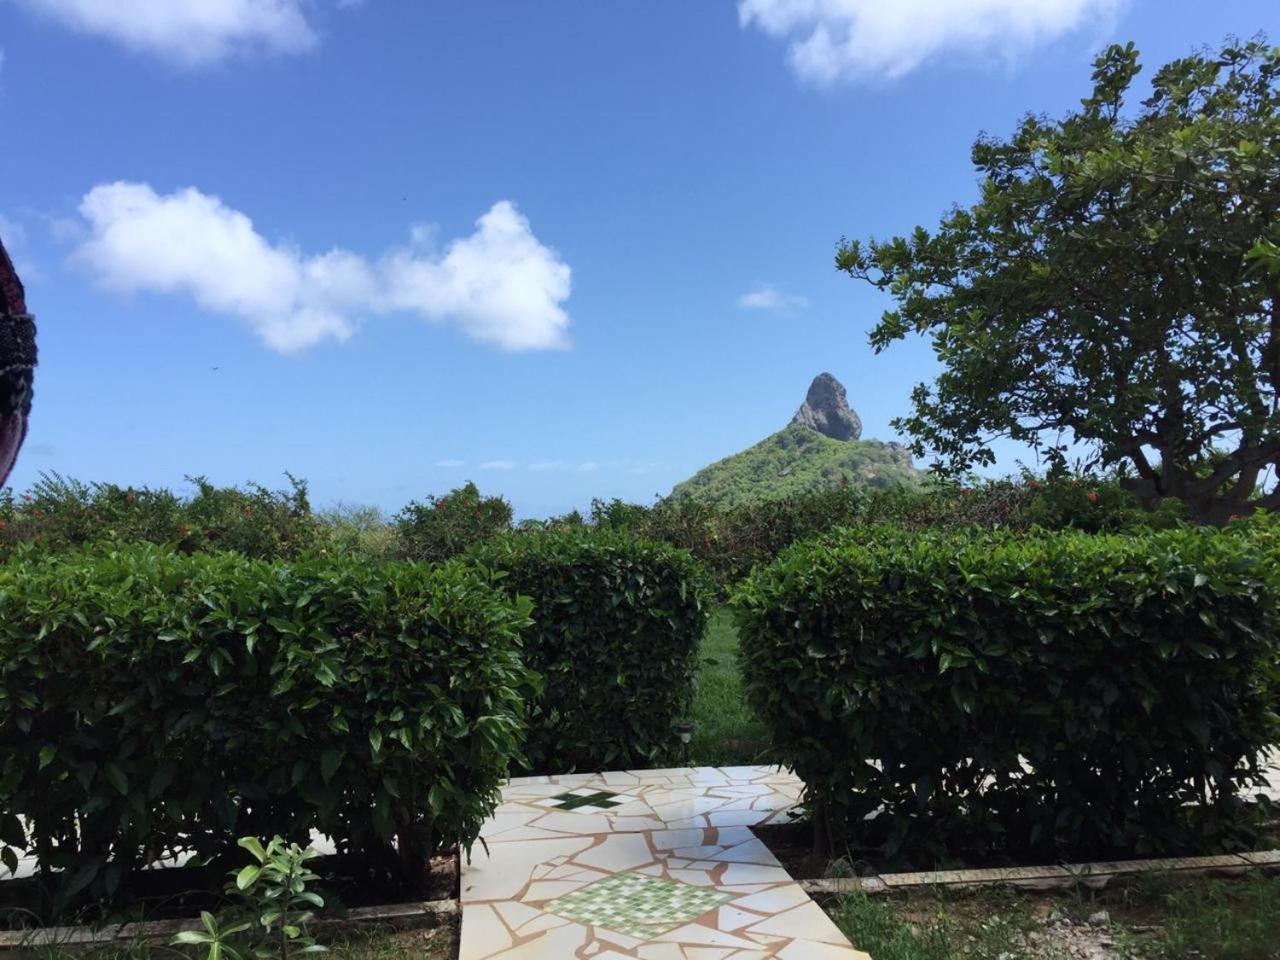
[800,849,1280,896]
[0,899,459,950]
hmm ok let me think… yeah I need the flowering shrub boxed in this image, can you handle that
[395,482,512,562]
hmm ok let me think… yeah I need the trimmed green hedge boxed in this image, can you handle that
[733,526,1280,861]
[472,529,712,773]
[0,545,532,908]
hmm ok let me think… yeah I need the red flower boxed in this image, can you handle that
[21,494,30,503]
[1088,490,1099,504]
[242,506,252,515]
[31,509,42,520]
[0,521,7,530]
[124,493,134,505]
[206,529,220,539]
[179,524,189,536]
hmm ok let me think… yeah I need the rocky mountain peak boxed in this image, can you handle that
[789,372,862,441]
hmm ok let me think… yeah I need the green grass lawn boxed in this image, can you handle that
[687,608,776,767]
[829,873,1280,960]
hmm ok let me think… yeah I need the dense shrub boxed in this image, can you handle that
[598,476,1182,586]
[0,472,320,560]
[733,526,1279,863]
[471,529,712,773]
[0,545,532,910]
[395,482,512,562]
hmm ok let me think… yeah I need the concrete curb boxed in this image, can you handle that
[799,849,1280,896]
[0,900,459,949]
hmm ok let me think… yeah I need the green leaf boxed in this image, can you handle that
[171,931,215,945]
[103,761,128,795]
[235,864,262,890]
[320,748,342,784]
[237,836,267,862]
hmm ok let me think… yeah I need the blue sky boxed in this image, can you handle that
[1,0,1277,518]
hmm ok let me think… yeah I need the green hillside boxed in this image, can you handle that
[669,424,922,507]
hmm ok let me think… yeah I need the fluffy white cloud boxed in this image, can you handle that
[435,459,465,468]
[738,0,1123,84]
[480,460,516,470]
[737,284,809,312]
[73,182,572,354]
[10,0,319,66]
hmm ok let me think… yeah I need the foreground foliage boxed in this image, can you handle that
[0,545,532,910]
[173,837,326,960]
[472,528,712,773]
[735,524,1280,862]
[839,39,1280,525]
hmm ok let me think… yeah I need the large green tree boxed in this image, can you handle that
[839,39,1280,524]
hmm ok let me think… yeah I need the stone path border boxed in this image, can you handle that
[0,901,458,949]
[801,849,1280,897]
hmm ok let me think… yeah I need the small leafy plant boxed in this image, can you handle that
[172,837,327,960]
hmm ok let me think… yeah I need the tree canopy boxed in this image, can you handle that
[839,38,1280,524]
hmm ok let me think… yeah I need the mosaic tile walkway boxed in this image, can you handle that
[460,765,870,959]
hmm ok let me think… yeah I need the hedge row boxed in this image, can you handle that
[0,473,320,561]
[0,529,711,910]
[0,545,533,907]
[597,476,1187,585]
[733,525,1280,862]
[472,529,712,773]
[3,474,1188,584]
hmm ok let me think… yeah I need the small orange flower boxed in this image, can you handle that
[1088,490,1099,504]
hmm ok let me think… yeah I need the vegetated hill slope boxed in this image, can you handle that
[669,424,921,508]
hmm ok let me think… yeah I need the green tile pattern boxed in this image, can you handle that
[545,871,731,939]
[549,790,626,810]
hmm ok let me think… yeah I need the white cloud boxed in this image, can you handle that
[530,460,566,472]
[73,182,572,354]
[0,214,26,251]
[435,459,464,468]
[737,284,809,312]
[0,213,39,282]
[480,460,516,470]
[738,0,1123,85]
[9,0,321,66]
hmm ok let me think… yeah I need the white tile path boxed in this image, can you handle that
[459,755,1280,959]
[459,765,870,959]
